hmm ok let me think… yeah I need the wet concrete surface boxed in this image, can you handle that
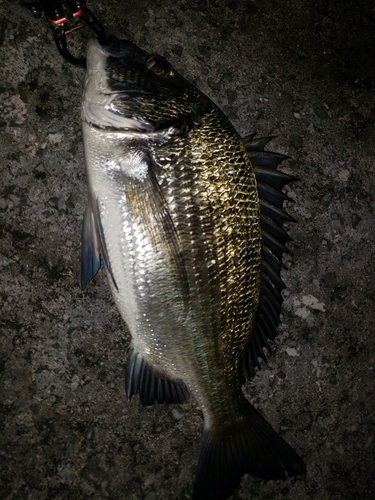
[1,0,375,499]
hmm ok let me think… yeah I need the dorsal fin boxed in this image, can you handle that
[242,135,296,378]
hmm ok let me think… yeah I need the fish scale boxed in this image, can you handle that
[80,37,306,500]
[161,132,258,375]
[151,123,253,405]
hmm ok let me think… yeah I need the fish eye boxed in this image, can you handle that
[145,57,170,75]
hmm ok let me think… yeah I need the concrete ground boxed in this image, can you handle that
[1,0,374,499]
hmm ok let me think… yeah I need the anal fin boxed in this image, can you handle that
[125,347,189,406]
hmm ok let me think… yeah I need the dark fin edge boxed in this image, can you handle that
[125,347,190,406]
[192,401,306,500]
[243,134,296,378]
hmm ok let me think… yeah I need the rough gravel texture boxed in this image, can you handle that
[1,1,375,499]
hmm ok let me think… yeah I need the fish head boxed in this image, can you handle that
[83,37,209,133]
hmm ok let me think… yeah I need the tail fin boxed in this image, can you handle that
[192,403,306,500]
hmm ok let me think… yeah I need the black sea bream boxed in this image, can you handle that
[80,37,305,500]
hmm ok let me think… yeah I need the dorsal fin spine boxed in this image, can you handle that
[242,134,296,378]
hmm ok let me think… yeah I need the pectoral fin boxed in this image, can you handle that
[124,155,190,311]
[147,161,190,309]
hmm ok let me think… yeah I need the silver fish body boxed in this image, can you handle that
[81,37,305,500]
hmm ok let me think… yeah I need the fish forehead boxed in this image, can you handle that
[85,37,207,115]
[84,38,148,99]
[86,38,149,73]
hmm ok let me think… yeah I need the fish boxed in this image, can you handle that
[80,36,306,500]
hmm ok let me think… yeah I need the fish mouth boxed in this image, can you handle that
[85,38,113,96]
[97,35,121,57]
[87,36,144,60]
[86,38,110,66]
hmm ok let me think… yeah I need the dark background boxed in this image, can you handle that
[1,1,375,498]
